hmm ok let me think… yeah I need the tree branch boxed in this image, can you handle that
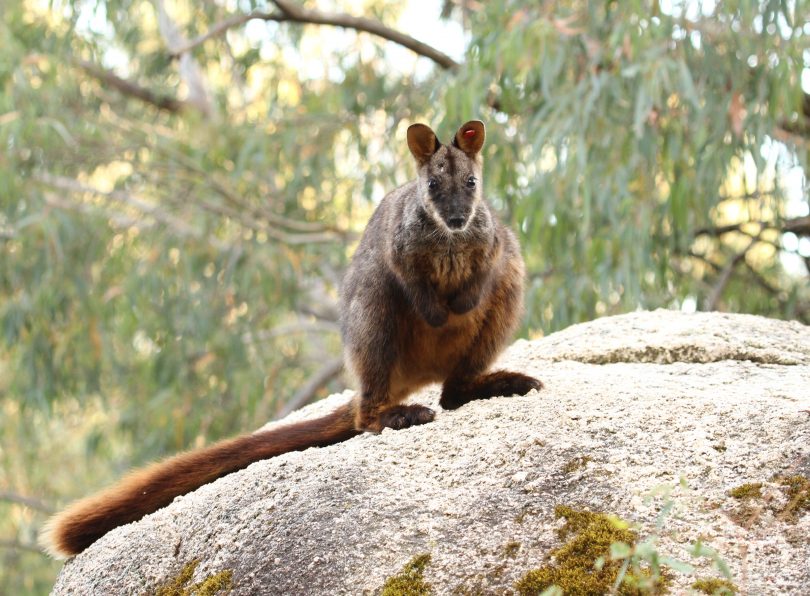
[0,539,47,556]
[695,215,810,239]
[170,12,260,55]
[784,215,810,237]
[148,150,353,238]
[0,491,53,514]
[205,174,349,236]
[703,236,757,311]
[35,172,201,236]
[276,356,345,419]
[74,59,189,113]
[36,172,342,247]
[170,2,460,70]
[154,0,214,117]
[160,186,343,244]
[742,261,809,323]
[242,320,339,345]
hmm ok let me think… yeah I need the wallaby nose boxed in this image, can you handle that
[447,216,466,229]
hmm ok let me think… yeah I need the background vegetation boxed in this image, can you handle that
[1,0,808,592]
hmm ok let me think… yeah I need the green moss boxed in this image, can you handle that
[776,475,810,520]
[515,506,667,596]
[726,482,765,526]
[155,560,200,596]
[727,483,762,499]
[727,475,809,525]
[691,578,738,594]
[562,456,592,474]
[193,570,233,596]
[381,553,432,596]
[503,541,521,558]
[153,560,233,596]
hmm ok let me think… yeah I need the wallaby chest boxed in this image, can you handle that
[392,209,496,295]
[407,245,483,292]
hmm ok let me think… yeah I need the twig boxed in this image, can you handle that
[153,0,214,116]
[276,357,345,419]
[0,539,47,556]
[242,320,340,344]
[0,491,54,514]
[695,222,758,237]
[170,2,460,70]
[34,173,200,237]
[36,172,339,246]
[784,215,810,236]
[74,59,188,113]
[205,175,346,235]
[703,236,757,311]
[148,148,351,237]
[160,186,342,244]
[695,215,810,239]
[170,12,260,55]
[742,261,809,322]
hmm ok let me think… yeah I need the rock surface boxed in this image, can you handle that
[51,310,810,595]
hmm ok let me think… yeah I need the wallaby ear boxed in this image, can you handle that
[452,120,486,156]
[407,123,440,164]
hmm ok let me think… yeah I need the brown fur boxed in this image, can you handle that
[40,404,358,557]
[341,120,542,431]
[40,120,542,558]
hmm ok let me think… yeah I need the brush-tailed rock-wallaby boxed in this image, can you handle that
[41,120,542,558]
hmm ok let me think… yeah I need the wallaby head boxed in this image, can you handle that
[406,120,486,232]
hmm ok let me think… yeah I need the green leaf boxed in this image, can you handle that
[677,60,700,108]
[610,541,633,559]
[660,556,695,575]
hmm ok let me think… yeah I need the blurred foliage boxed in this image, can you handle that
[1,0,808,593]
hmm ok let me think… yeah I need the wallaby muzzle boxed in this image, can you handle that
[435,196,472,231]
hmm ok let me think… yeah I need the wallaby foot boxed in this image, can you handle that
[440,370,543,410]
[377,404,436,430]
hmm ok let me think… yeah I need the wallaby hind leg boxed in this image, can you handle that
[440,370,542,410]
[356,389,436,432]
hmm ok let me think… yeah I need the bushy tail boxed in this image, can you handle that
[40,403,358,558]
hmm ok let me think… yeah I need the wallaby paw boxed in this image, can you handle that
[500,372,544,396]
[423,307,449,327]
[377,404,436,430]
[440,370,543,410]
[438,393,465,411]
[448,292,479,315]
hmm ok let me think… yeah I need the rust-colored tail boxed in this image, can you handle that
[40,403,358,558]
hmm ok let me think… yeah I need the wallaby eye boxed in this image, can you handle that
[428,178,438,190]
[466,176,476,188]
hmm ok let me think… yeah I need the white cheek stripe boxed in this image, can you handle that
[422,192,452,234]
[458,196,481,234]
[421,192,481,235]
